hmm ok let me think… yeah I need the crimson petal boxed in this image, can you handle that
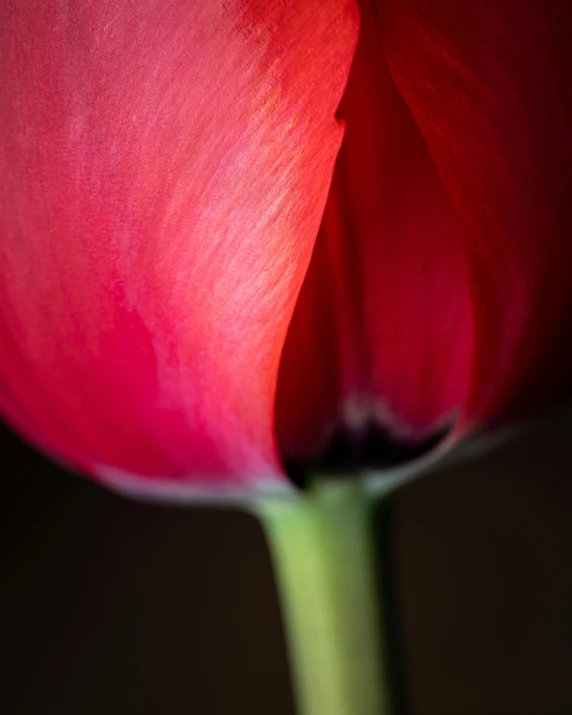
[0,0,357,498]
[277,0,473,462]
[380,0,572,429]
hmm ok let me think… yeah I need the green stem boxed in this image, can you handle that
[254,479,393,715]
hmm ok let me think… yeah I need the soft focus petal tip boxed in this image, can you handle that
[96,464,295,506]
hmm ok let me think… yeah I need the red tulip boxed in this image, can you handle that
[1,0,571,500]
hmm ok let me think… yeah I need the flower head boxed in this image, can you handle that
[1,0,571,501]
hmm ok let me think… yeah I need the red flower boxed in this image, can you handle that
[1,0,570,500]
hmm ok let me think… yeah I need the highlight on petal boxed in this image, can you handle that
[0,0,358,497]
[379,0,572,430]
[276,0,473,466]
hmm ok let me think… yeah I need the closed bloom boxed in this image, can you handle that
[1,0,571,501]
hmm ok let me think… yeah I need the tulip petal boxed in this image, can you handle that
[0,0,357,495]
[380,0,572,427]
[276,0,473,462]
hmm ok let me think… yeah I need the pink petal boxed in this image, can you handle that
[0,0,358,497]
[276,0,473,462]
[380,0,572,429]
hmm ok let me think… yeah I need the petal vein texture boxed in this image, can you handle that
[0,0,358,495]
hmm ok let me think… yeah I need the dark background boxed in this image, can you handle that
[2,406,572,715]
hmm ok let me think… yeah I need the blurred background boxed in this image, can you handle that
[2,405,572,715]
